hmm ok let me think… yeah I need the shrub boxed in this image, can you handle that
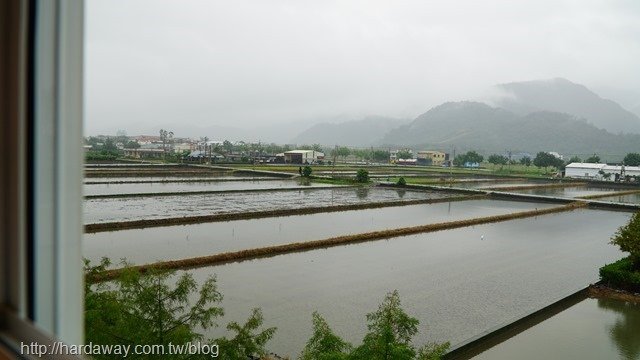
[302,166,313,177]
[599,257,640,292]
[356,169,369,183]
[397,177,407,186]
[610,212,640,267]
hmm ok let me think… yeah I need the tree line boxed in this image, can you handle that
[85,259,448,360]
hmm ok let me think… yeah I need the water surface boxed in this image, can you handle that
[84,187,453,223]
[185,209,629,357]
[472,298,640,360]
[83,179,329,196]
[84,199,556,264]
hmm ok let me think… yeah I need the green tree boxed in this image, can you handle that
[519,157,531,166]
[85,259,275,359]
[567,155,582,164]
[302,166,313,177]
[159,129,174,160]
[623,153,640,166]
[351,290,419,360]
[371,150,391,162]
[397,177,407,186]
[487,154,508,165]
[217,308,277,360]
[124,140,140,149]
[610,212,640,267]
[396,150,413,160]
[337,147,351,160]
[533,152,563,169]
[586,153,601,163]
[103,138,118,152]
[223,140,234,153]
[453,151,483,167]
[299,312,352,360]
[356,169,370,183]
[299,291,449,360]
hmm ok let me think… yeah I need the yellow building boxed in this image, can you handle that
[417,151,447,166]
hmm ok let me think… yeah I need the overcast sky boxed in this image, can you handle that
[85,0,640,136]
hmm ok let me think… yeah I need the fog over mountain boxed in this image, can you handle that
[491,78,640,134]
[290,116,409,147]
[377,101,640,157]
[85,1,640,136]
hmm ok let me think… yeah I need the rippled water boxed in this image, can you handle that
[183,209,629,357]
[473,297,640,360]
[84,187,453,223]
[83,179,329,196]
[83,199,557,265]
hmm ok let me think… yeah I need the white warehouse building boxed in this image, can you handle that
[565,162,640,182]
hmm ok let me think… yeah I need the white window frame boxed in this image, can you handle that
[1,0,84,357]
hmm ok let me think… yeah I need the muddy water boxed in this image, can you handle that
[472,297,640,360]
[184,209,629,357]
[84,187,453,224]
[83,199,557,265]
[83,179,329,196]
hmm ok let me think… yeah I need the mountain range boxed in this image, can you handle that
[289,78,640,159]
[290,116,409,147]
[492,78,640,134]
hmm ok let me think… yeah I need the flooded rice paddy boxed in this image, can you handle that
[593,192,640,205]
[85,175,284,183]
[183,209,629,356]
[472,297,640,360]
[509,186,626,198]
[83,179,329,196]
[84,187,454,223]
[83,199,557,265]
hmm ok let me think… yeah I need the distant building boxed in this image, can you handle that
[396,158,418,166]
[283,150,324,164]
[123,148,164,159]
[130,135,161,145]
[416,151,448,166]
[390,149,414,163]
[565,162,640,182]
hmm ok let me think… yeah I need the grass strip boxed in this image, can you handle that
[85,194,484,233]
[84,185,352,200]
[577,189,640,200]
[88,201,587,283]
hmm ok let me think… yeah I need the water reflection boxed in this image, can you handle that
[355,187,369,199]
[598,298,640,360]
[396,189,406,198]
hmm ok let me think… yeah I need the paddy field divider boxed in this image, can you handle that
[88,201,587,283]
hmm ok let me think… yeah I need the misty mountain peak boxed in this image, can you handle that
[493,78,640,134]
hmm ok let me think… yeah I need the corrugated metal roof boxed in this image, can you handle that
[565,163,606,169]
